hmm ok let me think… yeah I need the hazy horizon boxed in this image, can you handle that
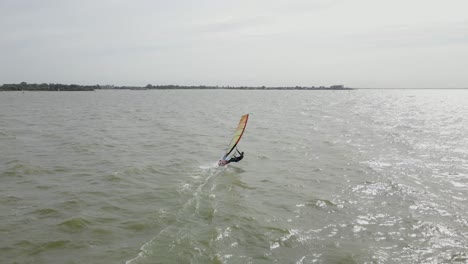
[1,0,467,88]
[1,82,468,89]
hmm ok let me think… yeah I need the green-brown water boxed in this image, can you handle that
[1,90,467,263]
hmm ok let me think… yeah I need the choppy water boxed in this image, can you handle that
[1,90,467,264]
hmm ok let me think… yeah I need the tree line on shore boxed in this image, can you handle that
[1,82,97,91]
[1,82,351,91]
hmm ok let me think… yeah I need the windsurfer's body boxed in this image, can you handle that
[218,149,244,166]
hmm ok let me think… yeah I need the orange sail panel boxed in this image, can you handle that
[222,114,249,160]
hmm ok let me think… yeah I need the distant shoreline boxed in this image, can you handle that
[0,83,352,91]
[1,83,467,91]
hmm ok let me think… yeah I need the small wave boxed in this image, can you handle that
[0,131,16,139]
[58,217,90,232]
[58,199,84,211]
[100,204,124,212]
[3,163,51,176]
[120,221,152,232]
[273,228,313,248]
[450,180,467,188]
[0,195,21,204]
[15,239,73,255]
[296,198,336,213]
[103,173,123,182]
[31,208,61,218]
[361,160,392,171]
[52,166,70,173]
[91,228,113,236]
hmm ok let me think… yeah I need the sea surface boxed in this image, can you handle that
[1,89,467,264]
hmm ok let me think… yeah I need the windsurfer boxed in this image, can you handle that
[229,149,244,163]
[218,149,244,166]
[218,114,249,166]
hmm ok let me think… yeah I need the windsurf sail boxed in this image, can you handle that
[220,114,249,161]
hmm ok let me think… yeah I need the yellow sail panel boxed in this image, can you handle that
[222,114,249,160]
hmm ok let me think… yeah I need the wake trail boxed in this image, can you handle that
[125,163,223,264]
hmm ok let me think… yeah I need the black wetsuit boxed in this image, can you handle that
[228,150,244,163]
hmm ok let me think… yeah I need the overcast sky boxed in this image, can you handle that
[1,0,467,88]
